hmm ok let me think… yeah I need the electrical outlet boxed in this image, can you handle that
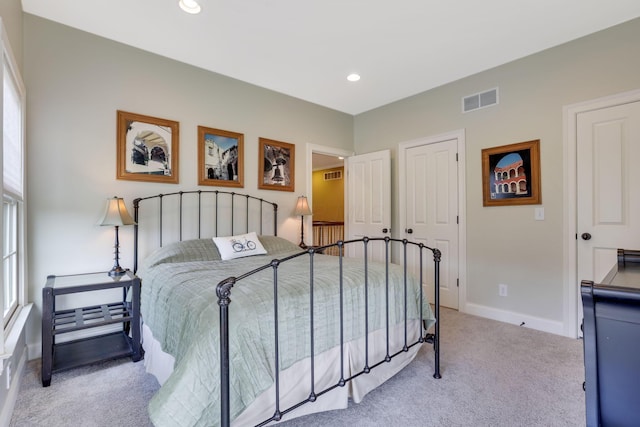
[499,283,508,297]
[5,361,11,390]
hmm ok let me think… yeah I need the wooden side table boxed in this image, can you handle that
[41,270,142,387]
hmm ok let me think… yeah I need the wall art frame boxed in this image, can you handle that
[197,126,244,188]
[481,139,541,206]
[116,110,179,183]
[258,137,295,192]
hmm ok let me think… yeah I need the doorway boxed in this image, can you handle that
[311,152,345,254]
[306,144,353,251]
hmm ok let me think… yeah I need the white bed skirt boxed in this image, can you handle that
[143,320,425,426]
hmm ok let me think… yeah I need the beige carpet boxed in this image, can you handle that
[10,308,585,426]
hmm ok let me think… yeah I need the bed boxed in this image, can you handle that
[132,190,441,427]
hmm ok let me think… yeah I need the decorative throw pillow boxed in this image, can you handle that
[212,231,268,260]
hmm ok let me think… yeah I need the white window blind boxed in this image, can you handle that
[3,58,23,200]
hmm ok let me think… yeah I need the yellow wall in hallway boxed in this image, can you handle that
[312,167,344,222]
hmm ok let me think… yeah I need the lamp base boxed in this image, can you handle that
[299,242,308,249]
[108,266,127,277]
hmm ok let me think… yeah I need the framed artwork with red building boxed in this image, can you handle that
[482,139,541,206]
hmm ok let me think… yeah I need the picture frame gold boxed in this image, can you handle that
[197,126,244,188]
[258,137,295,192]
[481,139,541,206]
[116,110,179,183]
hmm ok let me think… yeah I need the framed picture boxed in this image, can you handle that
[258,137,295,192]
[481,139,541,206]
[116,110,179,183]
[197,126,244,188]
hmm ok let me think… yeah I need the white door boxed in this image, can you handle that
[400,137,460,309]
[577,101,640,317]
[346,150,391,262]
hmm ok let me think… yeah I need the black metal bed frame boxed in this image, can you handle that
[132,191,441,427]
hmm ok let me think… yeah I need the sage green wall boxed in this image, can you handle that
[17,11,640,355]
[23,14,353,355]
[354,18,640,327]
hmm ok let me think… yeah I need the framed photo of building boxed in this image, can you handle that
[258,137,295,192]
[116,110,179,183]
[197,126,244,188]
[482,139,541,206]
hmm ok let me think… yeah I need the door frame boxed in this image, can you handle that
[398,129,467,312]
[563,88,640,338]
[305,143,354,244]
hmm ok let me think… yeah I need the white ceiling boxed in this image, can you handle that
[313,153,343,171]
[21,0,640,115]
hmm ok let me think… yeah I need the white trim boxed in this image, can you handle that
[397,129,467,312]
[0,303,32,426]
[563,88,640,338]
[0,342,28,427]
[465,302,564,336]
[305,143,354,245]
[0,304,32,364]
[1,18,28,356]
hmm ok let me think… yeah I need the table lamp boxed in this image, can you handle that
[294,195,312,248]
[99,197,136,276]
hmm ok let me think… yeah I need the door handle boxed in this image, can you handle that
[382,228,389,233]
[406,228,413,234]
[581,233,592,241]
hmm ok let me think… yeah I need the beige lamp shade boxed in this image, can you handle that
[294,196,312,216]
[99,197,136,226]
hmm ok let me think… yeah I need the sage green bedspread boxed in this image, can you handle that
[139,236,435,427]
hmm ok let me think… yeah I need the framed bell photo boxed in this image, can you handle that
[258,137,295,192]
[197,126,244,188]
[116,110,179,183]
[481,139,541,207]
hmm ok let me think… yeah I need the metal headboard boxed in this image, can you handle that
[132,190,278,273]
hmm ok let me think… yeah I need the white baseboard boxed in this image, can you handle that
[462,302,566,336]
[27,342,40,361]
[0,344,28,427]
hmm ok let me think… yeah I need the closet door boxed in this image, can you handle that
[400,135,461,310]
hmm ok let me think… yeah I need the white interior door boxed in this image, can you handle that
[577,101,640,320]
[346,150,391,262]
[400,137,459,309]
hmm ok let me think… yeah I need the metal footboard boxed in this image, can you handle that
[216,237,441,427]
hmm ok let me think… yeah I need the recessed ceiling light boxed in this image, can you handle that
[179,0,201,14]
[347,73,361,82]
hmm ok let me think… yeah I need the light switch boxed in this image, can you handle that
[535,207,544,221]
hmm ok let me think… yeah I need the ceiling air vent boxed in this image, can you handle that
[324,170,342,181]
[462,87,499,113]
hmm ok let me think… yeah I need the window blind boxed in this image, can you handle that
[3,59,23,200]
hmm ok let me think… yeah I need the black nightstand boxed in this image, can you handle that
[41,270,142,387]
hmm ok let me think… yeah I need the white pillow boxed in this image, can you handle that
[212,232,267,260]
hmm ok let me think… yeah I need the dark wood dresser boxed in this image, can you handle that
[581,249,640,427]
